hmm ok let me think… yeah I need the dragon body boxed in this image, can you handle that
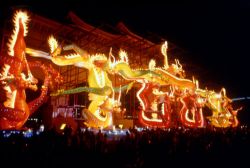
[0,11,61,130]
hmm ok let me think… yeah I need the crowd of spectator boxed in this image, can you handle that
[0,125,249,168]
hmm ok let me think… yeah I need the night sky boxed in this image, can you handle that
[1,0,250,123]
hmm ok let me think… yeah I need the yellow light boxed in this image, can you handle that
[8,11,29,56]
[94,109,107,121]
[0,64,11,79]
[196,80,199,89]
[150,101,158,111]
[93,67,105,88]
[3,88,17,108]
[185,109,195,123]
[161,103,165,115]
[60,123,66,130]
[199,109,204,127]
[197,97,203,104]
[136,82,146,110]
[151,113,158,119]
[119,50,128,63]
[161,41,169,69]
[118,124,123,129]
[215,94,221,99]
[48,35,58,53]
[90,54,107,63]
[142,111,162,122]
[149,59,156,70]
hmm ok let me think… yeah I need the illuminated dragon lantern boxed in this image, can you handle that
[136,82,172,128]
[179,91,205,128]
[0,11,62,130]
[109,42,202,128]
[26,37,135,128]
[25,16,241,128]
[110,41,241,128]
[195,87,242,127]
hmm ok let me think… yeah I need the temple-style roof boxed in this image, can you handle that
[116,22,154,46]
[68,11,120,40]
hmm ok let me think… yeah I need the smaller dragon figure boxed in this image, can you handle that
[195,86,242,127]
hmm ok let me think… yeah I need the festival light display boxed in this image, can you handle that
[195,87,242,127]
[27,38,135,128]
[22,10,242,129]
[0,11,62,130]
[136,82,172,128]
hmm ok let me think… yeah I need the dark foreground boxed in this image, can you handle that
[0,126,249,168]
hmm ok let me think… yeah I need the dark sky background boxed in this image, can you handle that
[1,0,250,124]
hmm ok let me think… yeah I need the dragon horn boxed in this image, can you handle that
[220,88,226,97]
[161,41,169,69]
[177,59,182,69]
[109,47,115,64]
[195,80,199,89]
